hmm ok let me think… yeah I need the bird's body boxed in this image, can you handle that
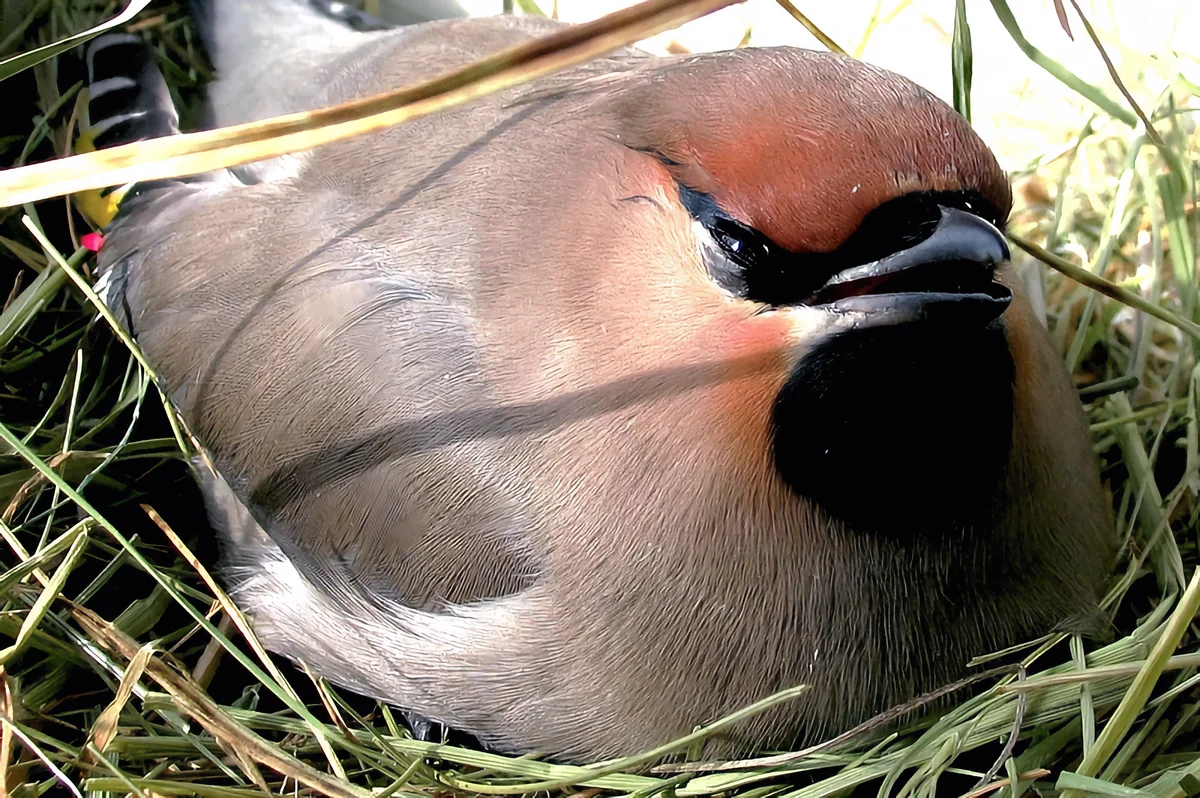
[86,1,1113,762]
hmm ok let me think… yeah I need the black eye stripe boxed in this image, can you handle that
[678,184,1006,307]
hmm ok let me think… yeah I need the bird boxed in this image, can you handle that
[77,0,1114,764]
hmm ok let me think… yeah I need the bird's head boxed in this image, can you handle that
[608,47,1018,536]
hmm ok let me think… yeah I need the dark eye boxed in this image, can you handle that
[707,216,789,297]
[680,185,785,299]
[710,218,772,265]
[682,185,813,305]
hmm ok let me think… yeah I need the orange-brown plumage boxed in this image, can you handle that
[614,49,1012,253]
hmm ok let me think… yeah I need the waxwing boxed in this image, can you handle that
[77,0,1113,763]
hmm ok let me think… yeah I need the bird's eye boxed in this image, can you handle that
[693,223,750,297]
[711,223,776,261]
[681,185,785,299]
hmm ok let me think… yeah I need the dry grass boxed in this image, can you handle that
[1,1,1199,796]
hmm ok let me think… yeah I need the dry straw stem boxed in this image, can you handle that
[1063,0,1165,149]
[773,0,845,55]
[0,527,87,665]
[141,502,351,780]
[961,767,1052,798]
[1009,234,1200,342]
[0,0,742,208]
[0,418,339,739]
[70,604,374,798]
[0,713,84,798]
[85,640,155,756]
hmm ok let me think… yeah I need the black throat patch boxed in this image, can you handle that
[771,318,1016,538]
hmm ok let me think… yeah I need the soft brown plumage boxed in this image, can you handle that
[88,1,1113,763]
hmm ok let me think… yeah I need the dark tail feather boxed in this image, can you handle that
[76,33,202,229]
[82,33,180,149]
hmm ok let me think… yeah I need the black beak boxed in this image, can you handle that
[805,206,1013,327]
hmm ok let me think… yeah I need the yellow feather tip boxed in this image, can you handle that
[72,130,128,228]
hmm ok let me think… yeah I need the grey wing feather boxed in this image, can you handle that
[100,171,540,611]
[93,16,583,611]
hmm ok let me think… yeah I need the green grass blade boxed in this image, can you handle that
[951,0,972,122]
[0,0,154,82]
